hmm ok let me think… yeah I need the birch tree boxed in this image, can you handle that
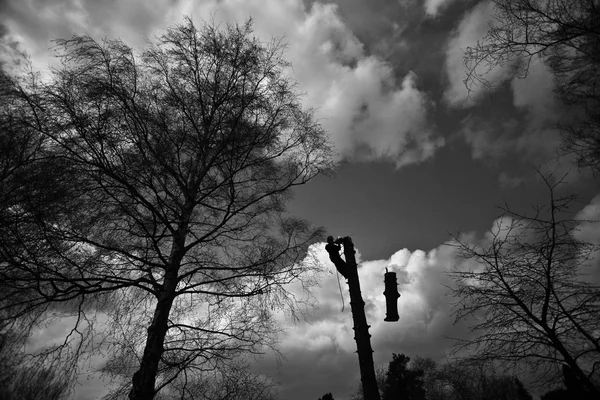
[0,18,332,399]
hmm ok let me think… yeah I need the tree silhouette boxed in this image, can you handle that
[541,364,597,400]
[449,174,600,395]
[0,17,332,399]
[515,378,533,400]
[381,354,425,400]
[318,393,335,400]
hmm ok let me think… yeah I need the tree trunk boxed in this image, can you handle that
[550,333,600,397]
[128,217,189,399]
[343,237,381,400]
[128,286,176,400]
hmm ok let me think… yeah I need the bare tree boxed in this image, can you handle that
[463,0,600,172]
[449,174,600,396]
[0,17,332,400]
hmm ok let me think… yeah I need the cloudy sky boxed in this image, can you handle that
[1,0,599,399]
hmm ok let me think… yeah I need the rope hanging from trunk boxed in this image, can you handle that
[336,269,345,312]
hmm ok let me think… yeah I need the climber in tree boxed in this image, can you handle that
[325,236,349,279]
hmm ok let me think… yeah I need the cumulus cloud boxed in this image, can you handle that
[258,241,466,400]
[0,0,443,168]
[199,1,443,167]
[424,0,460,17]
[456,57,581,183]
[445,3,584,181]
[443,0,516,107]
[443,0,558,113]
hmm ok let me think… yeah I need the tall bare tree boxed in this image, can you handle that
[463,0,600,172]
[0,17,332,399]
[449,174,600,396]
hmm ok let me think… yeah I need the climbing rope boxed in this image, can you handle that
[336,269,345,312]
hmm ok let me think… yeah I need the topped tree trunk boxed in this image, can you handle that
[327,236,380,400]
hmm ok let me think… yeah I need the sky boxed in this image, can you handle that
[1,0,599,399]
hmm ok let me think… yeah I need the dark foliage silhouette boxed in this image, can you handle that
[381,354,425,400]
[317,393,335,400]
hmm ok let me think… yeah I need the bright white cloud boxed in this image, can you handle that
[261,241,463,399]
[0,0,442,168]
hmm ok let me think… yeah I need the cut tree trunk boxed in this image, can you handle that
[343,237,381,400]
